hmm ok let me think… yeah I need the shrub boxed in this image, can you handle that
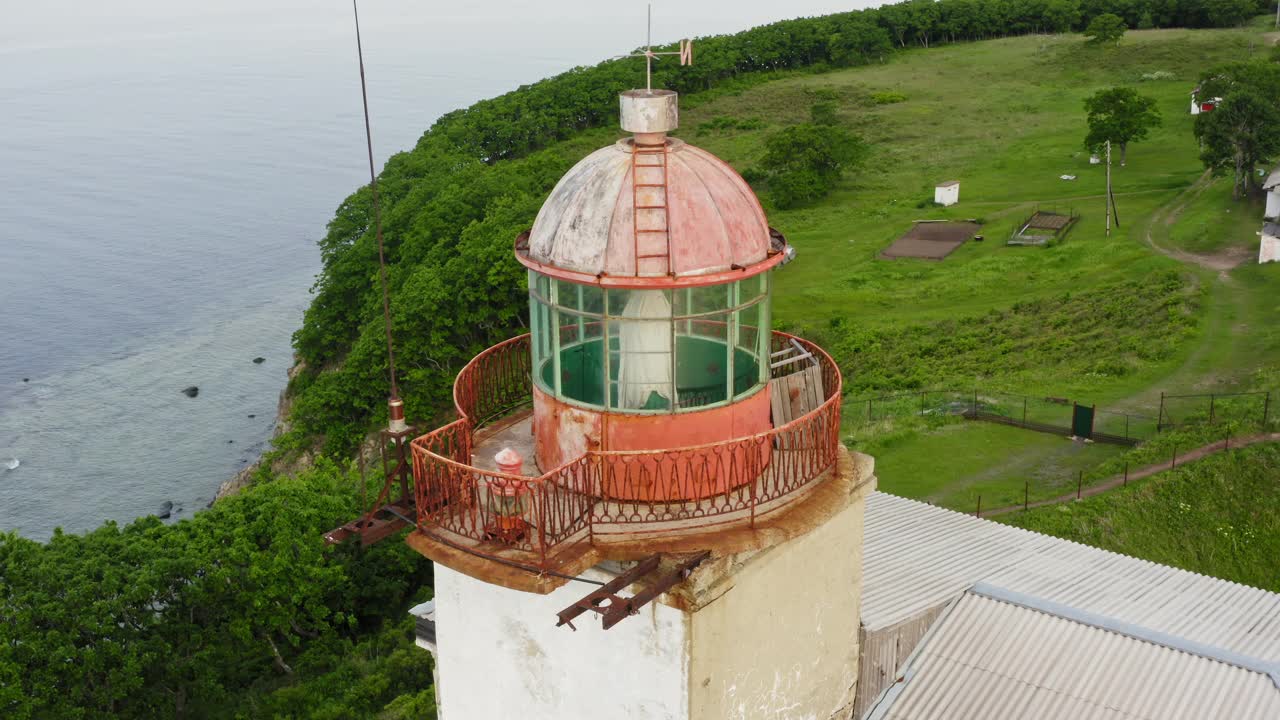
[871,90,907,104]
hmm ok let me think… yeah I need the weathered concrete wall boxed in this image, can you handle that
[1260,233,1280,264]
[434,564,690,720]
[686,480,870,720]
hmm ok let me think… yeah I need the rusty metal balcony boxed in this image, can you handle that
[407,331,847,589]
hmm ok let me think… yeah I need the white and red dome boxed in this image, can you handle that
[522,91,774,280]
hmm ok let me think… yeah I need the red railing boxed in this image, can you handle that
[409,331,843,572]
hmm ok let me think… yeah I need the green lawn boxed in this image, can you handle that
[1003,442,1280,591]
[647,27,1280,508]
[867,420,1127,511]
[550,27,1280,573]
[1166,175,1266,255]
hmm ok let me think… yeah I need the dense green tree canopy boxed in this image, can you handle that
[1085,13,1128,43]
[1083,87,1163,165]
[0,462,432,719]
[1194,61,1280,198]
[757,122,868,209]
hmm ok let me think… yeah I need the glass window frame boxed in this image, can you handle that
[528,270,771,414]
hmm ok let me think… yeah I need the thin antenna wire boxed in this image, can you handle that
[646,4,652,90]
[352,0,400,401]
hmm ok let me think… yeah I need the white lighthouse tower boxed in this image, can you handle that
[327,69,878,715]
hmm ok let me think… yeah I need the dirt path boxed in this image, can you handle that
[979,433,1280,518]
[1143,169,1252,274]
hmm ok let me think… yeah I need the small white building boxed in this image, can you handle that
[1190,88,1222,115]
[934,180,959,206]
[1263,166,1280,220]
[1261,222,1280,264]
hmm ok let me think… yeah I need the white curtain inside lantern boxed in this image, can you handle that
[617,290,672,409]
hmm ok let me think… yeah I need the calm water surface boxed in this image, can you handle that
[0,0,864,539]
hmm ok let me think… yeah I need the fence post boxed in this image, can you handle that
[975,495,981,518]
[1123,461,1128,486]
[1264,392,1271,428]
[1209,394,1215,424]
[1157,392,1165,432]
[1076,471,1082,500]
[921,391,926,417]
[1171,445,1177,470]
[1024,481,1029,511]
[1125,414,1130,441]
[973,389,978,416]
[867,398,872,422]
[1023,397,1028,425]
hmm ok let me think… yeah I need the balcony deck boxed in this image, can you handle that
[407,331,859,594]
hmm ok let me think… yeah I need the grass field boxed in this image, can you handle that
[621,26,1280,513]
[863,419,1127,510]
[1002,442,1280,591]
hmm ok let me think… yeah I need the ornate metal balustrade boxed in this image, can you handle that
[409,331,843,573]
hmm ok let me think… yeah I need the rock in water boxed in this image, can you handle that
[181,386,199,398]
[4,458,18,471]
[157,501,173,519]
[252,357,265,364]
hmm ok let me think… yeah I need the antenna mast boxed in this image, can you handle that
[352,0,402,411]
[620,4,693,91]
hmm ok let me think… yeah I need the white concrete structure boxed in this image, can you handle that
[432,482,872,720]
[933,181,959,206]
[1261,223,1280,264]
[1263,166,1280,220]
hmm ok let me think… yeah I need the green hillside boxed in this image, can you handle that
[671,28,1279,511]
[1005,442,1280,591]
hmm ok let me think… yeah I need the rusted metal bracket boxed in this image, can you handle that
[324,423,417,547]
[555,551,711,631]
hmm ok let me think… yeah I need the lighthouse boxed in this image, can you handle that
[397,87,876,719]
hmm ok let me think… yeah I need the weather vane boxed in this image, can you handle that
[620,4,693,91]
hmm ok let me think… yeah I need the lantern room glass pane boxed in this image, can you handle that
[528,271,772,414]
[676,311,731,409]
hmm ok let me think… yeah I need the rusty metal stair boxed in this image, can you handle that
[631,142,671,275]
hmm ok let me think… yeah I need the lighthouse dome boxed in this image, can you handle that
[525,92,771,279]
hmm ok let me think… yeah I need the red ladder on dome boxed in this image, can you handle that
[631,142,671,275]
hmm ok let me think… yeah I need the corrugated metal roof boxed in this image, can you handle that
[867,591,1280,720]
[861,492,1280,661]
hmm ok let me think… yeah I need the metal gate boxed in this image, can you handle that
[1072,403,1095,439]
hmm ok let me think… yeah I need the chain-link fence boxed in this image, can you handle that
[1157,391,1272,431]
[847,388,1201,446]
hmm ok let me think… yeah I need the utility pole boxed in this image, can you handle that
[1105,140,1112,237]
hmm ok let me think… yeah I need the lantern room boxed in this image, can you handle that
[516,89,789,475]
[362,85,849,592]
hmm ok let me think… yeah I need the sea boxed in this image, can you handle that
[0,0,864,540]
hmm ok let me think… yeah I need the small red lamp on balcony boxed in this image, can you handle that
[485,447,530,545]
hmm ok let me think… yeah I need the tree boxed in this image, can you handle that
[1084,13,1127,43]
[757,122,868,209]
[1083,87,1162,165]
[1203,0,1255,27]
[1044,0,1083,33]
[1194,62,1280,199]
